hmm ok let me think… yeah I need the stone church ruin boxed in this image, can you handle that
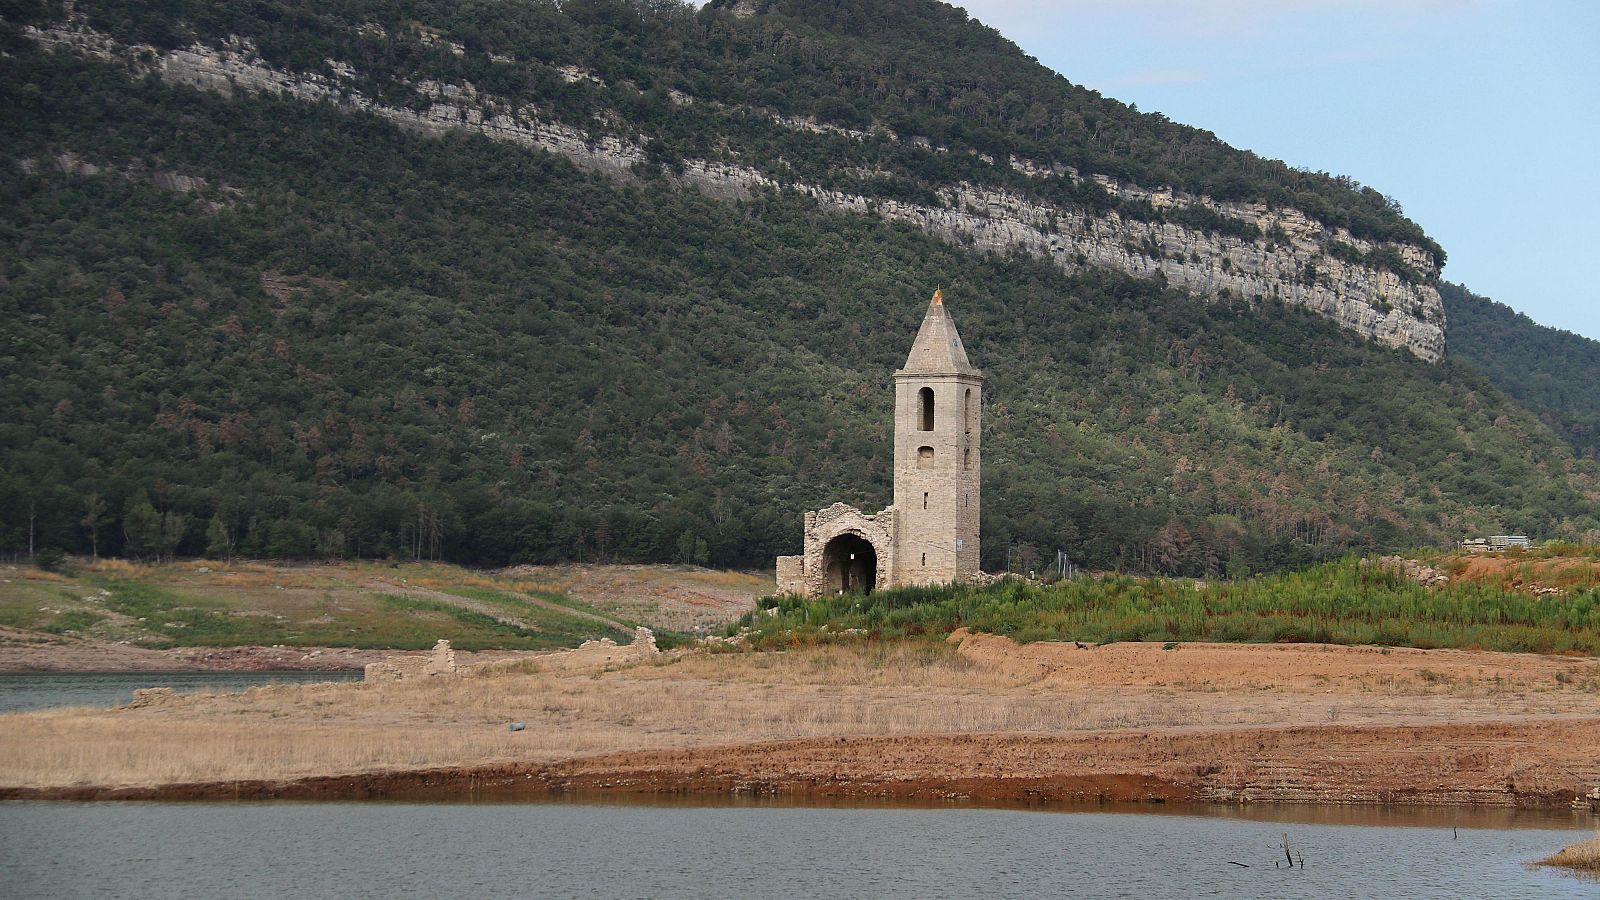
[776,290,983,597]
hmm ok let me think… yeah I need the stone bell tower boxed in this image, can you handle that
[892,289,982,585]
[773,289,984,597]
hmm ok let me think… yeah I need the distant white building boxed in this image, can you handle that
[1461,535,1532,552]
[1488,535,1532,550]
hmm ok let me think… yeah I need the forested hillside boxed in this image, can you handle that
[2,0,1597,574]
[1442,282,1600,458]
[34,0,1441,256]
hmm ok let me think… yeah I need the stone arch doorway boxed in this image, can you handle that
[822,533,877,595]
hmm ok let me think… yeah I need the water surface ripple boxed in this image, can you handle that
[0,802,1592,898]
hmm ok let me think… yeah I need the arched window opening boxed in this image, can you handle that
[919,387,934,431]
[917,446,934,469]
[964,388,973,435]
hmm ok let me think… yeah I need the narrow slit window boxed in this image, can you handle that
[923,492,929,509]
[919,387,934,431]
[921,553,926,566]
[964,388,973,434]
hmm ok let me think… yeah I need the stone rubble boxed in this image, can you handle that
[363,629,659,683]
[363,638,458,682]
[127,687,177,707]
[1367,555,1450,587]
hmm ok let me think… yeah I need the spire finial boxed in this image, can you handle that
[932,287,944,306]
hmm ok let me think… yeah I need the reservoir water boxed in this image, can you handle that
[0,670,362,713]
[1,672,1593,896]
[0,800,1592,898]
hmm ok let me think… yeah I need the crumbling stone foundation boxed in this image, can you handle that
[363,639,459,683]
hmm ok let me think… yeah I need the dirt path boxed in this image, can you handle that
[0,627,196,673]
[360,579,630,633]
[0,627,540,673]
[506,564,767,633]
[493,588,632,631]
[0,625,371,673]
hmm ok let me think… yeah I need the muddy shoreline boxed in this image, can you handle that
[0,765,1202,805]
[6,637,1599,812]
[0,663,368,675]
[0,636,539,674]
[4,725,1594,810]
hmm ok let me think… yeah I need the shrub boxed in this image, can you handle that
[735,556,1600,655]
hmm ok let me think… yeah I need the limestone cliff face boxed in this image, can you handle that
[27,22,1445,361]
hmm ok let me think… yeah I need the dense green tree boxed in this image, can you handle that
[1442,281,1600,458]
[81,492,106,560]
[205,511,234,561]
[121,495,162,561]
[0,3,1595,573]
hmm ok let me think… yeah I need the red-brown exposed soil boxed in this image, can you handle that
[5,720,1597,808]
[5,632,1599,810]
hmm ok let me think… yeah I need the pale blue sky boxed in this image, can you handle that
[950,0,1600,339]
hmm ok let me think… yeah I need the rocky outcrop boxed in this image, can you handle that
[800,180,1444,360]
[26,21,1445,360]
[126,687,178,707]
[17,151,240,212]
[1366,555,1449,587]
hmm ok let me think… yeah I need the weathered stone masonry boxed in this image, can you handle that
[778,290,983,596]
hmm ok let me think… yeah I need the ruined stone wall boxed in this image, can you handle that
[27,22,1445,361]
[363,639,457,683]
[366,631,660,681]
[575,626,659,663]
[775,555,805,595]
[799,504,897,597]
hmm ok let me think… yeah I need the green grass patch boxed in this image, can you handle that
[0,583,108,635]
[444,585,616,622]
[96,578,272,647]
[0,582,85,631]
[82,576,626,650]
[375,594,621,650]
[39,610,108,634]
[735,557,1600,655]
[440,586,691,648]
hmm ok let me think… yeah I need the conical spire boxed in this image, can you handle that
[900,289,980,376]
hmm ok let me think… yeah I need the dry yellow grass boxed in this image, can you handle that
[79,558,154,579]
[7,567,75,584]
[501,563,768,631]
[3,560,724,651]
[5,639,1600,790]
[1541,833,1600,873]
